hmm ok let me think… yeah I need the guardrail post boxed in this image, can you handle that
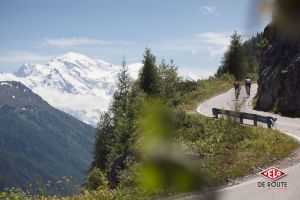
[239,113,243,124]
[212,108,218,119]
[267,117,272,128]
[253,114,257,126]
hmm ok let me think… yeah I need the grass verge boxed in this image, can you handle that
[182,78,233,111]
[175,113,298,185]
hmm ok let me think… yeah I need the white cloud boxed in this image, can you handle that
[158,32,231,58]
[196,32,231,57]
[178,67,215,80]
[40,37,129,48]
[0,51,53,63]
[196,32,230,46]
[200,5,217,15]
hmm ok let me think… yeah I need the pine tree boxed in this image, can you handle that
[111,58,131,116]
[158,59,181,106]
[139,48,160,95]
[91,112,114,171]
[216,31,247,80]
[91,58,133,171]
[109,58,133,159]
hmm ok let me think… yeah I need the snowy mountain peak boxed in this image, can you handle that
[54,52,98,67]
[1,52,203,126]
[184,72,199,81]
[14,63,35,77]
[1,52,142,126]
[57,52,92,60]
[54,52,114,67]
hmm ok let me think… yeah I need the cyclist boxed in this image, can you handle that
[245,78,251,97]
[233,80,241,100]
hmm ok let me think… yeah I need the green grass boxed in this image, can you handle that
[175,113,298,185]
[182,78,233,112]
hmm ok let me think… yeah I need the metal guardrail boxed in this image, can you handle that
[212,108,277,128]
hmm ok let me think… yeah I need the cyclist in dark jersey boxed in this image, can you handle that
[233,81,241,100]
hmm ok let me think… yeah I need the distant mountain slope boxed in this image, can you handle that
[0,52,200,126]
[0,81,95,193]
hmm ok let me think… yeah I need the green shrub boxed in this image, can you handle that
[84,168,108,191]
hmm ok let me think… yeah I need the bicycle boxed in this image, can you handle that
[235,88,240,100]
[245,85,250,97]
[233,81,241,100]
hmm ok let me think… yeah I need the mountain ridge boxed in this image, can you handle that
[0,80,95,193]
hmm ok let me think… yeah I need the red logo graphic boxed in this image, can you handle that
[259,166,286,181]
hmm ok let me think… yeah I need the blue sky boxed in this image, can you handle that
[0,0,270,76]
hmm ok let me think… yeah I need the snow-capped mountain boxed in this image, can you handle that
[0,52,201,126]
[0,52,142,125]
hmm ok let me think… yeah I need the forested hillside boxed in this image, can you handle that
[0,81,95,194]
[216,31,262,80]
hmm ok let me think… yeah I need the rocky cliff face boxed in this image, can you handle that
[256,24,300,116]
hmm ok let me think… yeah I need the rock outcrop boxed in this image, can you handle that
[256,24,300,116]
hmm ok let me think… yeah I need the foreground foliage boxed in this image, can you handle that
[2,114,296,200]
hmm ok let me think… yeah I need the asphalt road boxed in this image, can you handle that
[191,84,300,200]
